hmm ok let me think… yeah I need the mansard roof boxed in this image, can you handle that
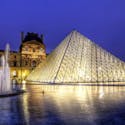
[23,32,43,44]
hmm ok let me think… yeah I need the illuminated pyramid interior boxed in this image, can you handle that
[27,31,125,84]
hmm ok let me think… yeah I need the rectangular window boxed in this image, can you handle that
[33,48,35,52]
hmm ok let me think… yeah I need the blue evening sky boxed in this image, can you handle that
[0,0,125,60]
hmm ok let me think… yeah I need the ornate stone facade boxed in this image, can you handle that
[0,32,46,82]
[20,32,46,68]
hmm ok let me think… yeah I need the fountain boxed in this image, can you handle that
[0,44,25,97]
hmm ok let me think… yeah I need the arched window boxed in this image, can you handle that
[32,60,36,67]
[33,48,35,52]
[14,61,17,67]
[25,61,28,66]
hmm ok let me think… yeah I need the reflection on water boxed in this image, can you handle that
[1,85,125,125]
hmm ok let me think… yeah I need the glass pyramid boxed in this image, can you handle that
[27,31,125,84]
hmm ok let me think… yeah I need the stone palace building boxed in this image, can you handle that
[0,32,46,83]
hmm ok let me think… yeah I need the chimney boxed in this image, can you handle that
[41,34,44,42]
[21,32,24,42]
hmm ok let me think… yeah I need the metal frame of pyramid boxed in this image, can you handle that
[27,31,125,84]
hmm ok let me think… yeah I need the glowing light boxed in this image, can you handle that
[23,73,26,77]
[22,80,26,90]
[78,69,85,78]
[99,87,104,99]
[12,70,16,76]
[98,67,102,71]
[22,80,26,84]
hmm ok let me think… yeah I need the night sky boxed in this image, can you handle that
[0,0,125,61]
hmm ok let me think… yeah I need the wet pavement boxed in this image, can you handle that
[0,85,125,125]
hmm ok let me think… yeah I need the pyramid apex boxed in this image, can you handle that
[70,29,83,37]
[71,29,79,33]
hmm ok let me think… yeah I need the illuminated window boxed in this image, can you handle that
[33,48,35,52]
[40,48,43,52]
[25,47,28,51]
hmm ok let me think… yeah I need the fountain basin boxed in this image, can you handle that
[0,89,26,97]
